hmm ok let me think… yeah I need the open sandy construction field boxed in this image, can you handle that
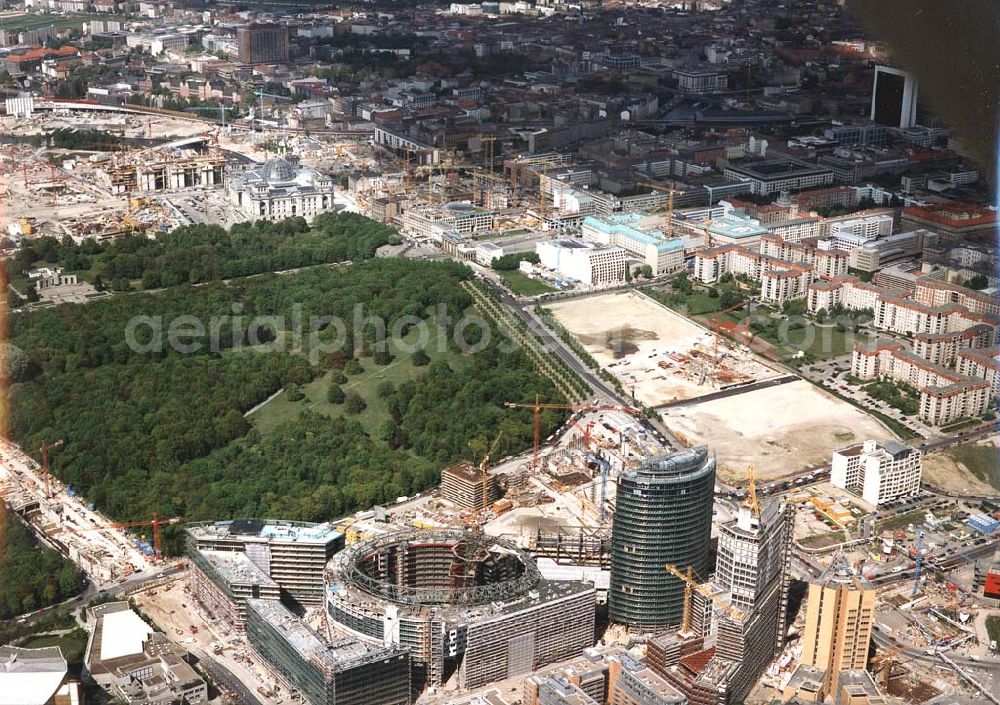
[660,379,897,482]
[922,438,999,495]
[547,291,780,406]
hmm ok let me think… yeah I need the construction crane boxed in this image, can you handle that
[665,562,744,633]
[912,530,925,596]
[746,464,760,518]
[706,297,754,373]
[70,514,183,561]
[183,104,228,130]
[253,90,292,150]
[36,439,64,499]
[480,430,503,472]
[503,396,641,470]
[638,181,679,237]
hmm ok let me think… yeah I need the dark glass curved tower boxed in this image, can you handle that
[608,446,716,629]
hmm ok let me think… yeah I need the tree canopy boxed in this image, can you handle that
[5,212,399,290]
[0,505,85,619]
[8,258,565,541]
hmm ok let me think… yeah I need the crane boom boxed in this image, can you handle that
[747,464,760,518]
[37,439,64,499]
[503,396,641,470]
[69,513,183,560]
[665,562,744,630]
[638,181,678,237]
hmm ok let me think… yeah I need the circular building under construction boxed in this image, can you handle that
[327,529,596,691]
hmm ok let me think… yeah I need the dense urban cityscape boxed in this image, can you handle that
[0,1,997,705]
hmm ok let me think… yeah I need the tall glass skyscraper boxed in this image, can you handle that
[608,446,716,629]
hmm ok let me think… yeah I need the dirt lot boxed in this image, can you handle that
[660,379,897,481]
[922,439,998,495]
[547,291,780,406]
[133,573,285,703]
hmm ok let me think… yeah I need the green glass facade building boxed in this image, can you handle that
[608,446,716,629]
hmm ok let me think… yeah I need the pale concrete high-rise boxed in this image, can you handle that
[801,555,876,698]
[831,439,922,506]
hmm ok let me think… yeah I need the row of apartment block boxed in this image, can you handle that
[807,277,999,339]
[693,233,850,306]
[851,340,995,425]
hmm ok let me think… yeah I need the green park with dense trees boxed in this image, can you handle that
[4,228,567,551]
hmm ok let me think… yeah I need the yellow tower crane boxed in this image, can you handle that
[665,562,744,634]
[638,181,679,237]
[747,464,761,518]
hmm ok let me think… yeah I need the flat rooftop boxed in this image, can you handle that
[709,214,768,240]
[187,519,343,544]
[201,549,279,588]
[247,599,403,672]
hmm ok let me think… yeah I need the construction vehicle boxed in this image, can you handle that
[665,562,744,634]
[35,439,64,499]
[69,514,184,561]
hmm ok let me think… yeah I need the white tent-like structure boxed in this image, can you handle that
[0,645,68,705]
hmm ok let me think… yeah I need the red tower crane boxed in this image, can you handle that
[36,439,64,499]
[69,514,183,561]
[503,396,642,470]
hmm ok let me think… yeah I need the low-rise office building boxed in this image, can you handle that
[0,645,82,705]
[83,602,208,704]
[724,158,834,196]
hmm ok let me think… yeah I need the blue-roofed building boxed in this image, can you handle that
[581,213,685,275]
[967,514,1000,534]
[705,213,769,247]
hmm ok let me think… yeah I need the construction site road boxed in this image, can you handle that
[14,563,187,628]
[195,649,265,705]
[652,374,800,409]
[872,628,1000,673]
[488,278,683,450]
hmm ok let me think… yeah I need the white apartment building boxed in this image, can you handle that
[765,217,821,243]
[831,439,922,506]
[921,381,992,426]
[536,239,627,285]
[828,214,893,240]
[694,234,846,291]
[761,267,812,305]
[915,278,1000,316]
[807,280,843,314]
[955,347,1000,400]
[851,341,993,425]
[814,249,849,278]
[912,326,995,368]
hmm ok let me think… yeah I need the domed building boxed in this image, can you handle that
[227,156,338,222]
